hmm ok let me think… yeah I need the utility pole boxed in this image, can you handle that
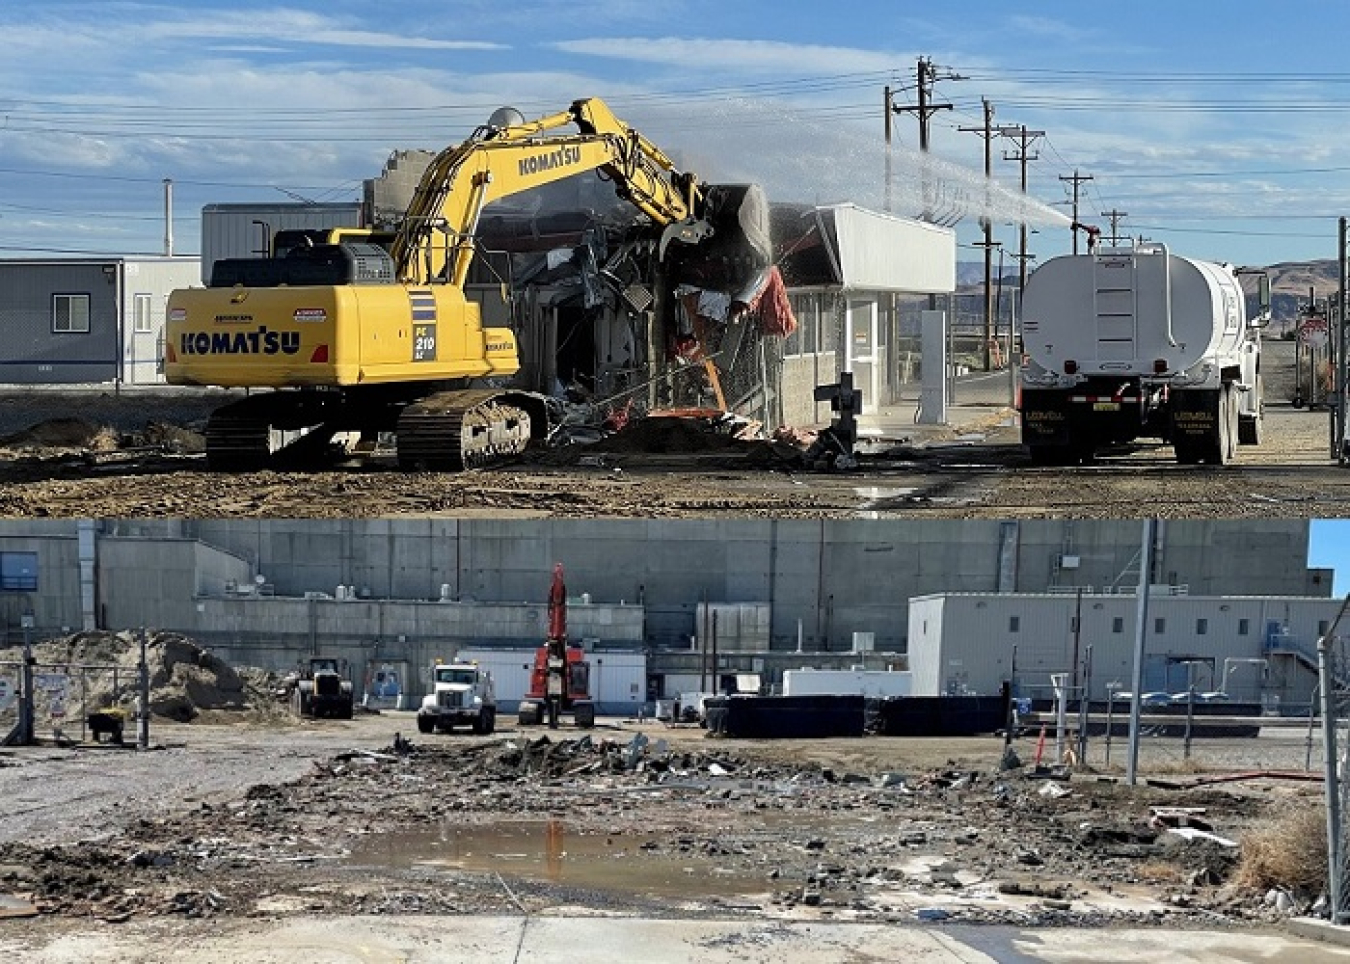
[892,56,965,222]
[997,124,1045,294]
[961,99,998,370]
[1126,519,1156,787]
[1101,209,1130,246]
[1059,170,1094,254]
[883,86,894,213]
[1339,218,1349,464]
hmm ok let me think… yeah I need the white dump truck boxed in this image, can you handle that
[1019,242,1270,465]
[417,660,496,735]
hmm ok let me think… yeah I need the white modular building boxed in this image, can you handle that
[907,591,1346,708]
[452,647,646,716]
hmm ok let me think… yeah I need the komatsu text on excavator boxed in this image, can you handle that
[164,99,772,470]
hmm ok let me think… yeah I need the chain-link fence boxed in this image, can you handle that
[1316,598,1350,923]
[0,659,139,745]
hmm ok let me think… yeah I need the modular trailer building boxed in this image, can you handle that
[907,591,1347,709]
[0,257,200,384]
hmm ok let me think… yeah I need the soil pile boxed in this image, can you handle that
[0,418,117,451]
[0,630,285,725]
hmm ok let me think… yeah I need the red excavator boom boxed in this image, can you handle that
[517,563,596,729]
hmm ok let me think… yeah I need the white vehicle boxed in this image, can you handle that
[1019,242,1270,465]
[417,661,496,735]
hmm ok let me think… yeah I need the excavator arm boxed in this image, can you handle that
[391,98,721,287]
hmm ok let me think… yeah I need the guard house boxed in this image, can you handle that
[0,256,200,385]
[774,204,956,427]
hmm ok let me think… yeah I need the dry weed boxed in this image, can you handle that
[1236,803,1327,896]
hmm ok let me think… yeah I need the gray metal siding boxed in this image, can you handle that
[0,263,117,383]
[200,204,364,285]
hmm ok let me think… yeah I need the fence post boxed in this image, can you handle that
[137,629,150,751]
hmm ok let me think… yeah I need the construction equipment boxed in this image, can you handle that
[1020,240,1271,465]
[416,659,497,735]
[517,563,596,729]
[164,98,772,471]
[290,657,355,720]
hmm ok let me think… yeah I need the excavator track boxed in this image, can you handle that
[204,409,277,472]
[396,390,533,471]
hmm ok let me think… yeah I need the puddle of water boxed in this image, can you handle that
[345,820,771,901]
[855,486,917,501]
[855,486,920,520]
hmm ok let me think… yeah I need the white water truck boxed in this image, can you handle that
[1019,239,1271,465]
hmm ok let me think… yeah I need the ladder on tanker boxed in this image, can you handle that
[1093,250,1139,363]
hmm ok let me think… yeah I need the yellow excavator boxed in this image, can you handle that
[164,98,771,470]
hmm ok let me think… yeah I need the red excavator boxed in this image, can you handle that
[516,563,596,729]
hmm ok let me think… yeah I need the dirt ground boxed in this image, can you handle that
[0,386,1347,519]
[0,704,1333,947]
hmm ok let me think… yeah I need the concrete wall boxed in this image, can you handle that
[0,532,82,638]
[0,519,1322,656]
[99,538,253,630]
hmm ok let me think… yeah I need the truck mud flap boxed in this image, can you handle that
[1168,391,1220,446]
[1019,397,1073,447]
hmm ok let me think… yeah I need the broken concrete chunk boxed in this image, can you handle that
[1038,782,1072,799]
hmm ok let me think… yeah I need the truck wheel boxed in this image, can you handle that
[573,703,596,729]
[478,708,496,735]
[416,714,435,734]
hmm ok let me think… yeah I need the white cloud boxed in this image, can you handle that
[551,37,902,75]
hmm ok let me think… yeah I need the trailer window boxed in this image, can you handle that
[1008,616,1020,633]
[1238,619,1250,635]
[1112,617,1124,634]
[1196,618,1208,635]
[133,293,153,333]
[52,293,90,333]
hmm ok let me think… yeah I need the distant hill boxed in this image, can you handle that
[955,258,1341,328]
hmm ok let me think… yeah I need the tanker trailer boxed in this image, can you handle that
[1019,242,1270,465]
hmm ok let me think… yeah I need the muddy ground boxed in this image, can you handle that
[0,706,1332,951]
[0,386,1347,519]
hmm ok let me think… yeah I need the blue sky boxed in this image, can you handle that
[5,1,1350,267]
[1310,520,1350,596]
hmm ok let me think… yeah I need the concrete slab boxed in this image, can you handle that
[2,916,1349,964]
[1290,917,1350,948]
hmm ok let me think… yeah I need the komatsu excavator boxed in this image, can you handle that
[164,99,772,470]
